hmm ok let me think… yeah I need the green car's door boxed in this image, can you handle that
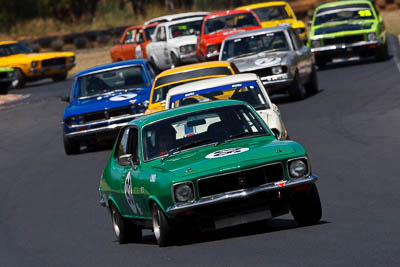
[113,126,143,217]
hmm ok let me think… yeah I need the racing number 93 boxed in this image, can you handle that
[358,10,372,17]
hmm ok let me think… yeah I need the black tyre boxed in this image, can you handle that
[288,73,306,100]
[304,66,319,95]
[63,134,80,155]
[0,83,9,94]
[315,56,327,68]
[170,53,180,68]
[11,69,26,89]
[152,202,172,247]
[376,41,389,61]
[52,73,68,82]
[290,183,322,226]
[110,203,142,244]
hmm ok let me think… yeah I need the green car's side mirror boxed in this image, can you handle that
[118,154,133,166]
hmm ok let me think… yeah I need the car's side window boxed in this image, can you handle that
[136,31,144,44]
[124,30,136,44]
[115,127,130,160]
[157,27,166,42]
[146,63,156,80]
[289,29,303,50]
[130,128,139,163]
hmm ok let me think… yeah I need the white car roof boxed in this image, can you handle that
[156,17,204,29]
[166,73,262,107]
[144,12,209,25]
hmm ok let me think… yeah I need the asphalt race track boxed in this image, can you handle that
[1,36,400,267]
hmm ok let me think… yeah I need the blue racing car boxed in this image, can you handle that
[62,59,156,154]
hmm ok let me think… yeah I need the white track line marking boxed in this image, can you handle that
[393,35,400,73]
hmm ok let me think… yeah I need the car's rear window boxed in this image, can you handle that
[154,67,233,88]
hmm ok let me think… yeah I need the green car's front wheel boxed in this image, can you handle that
[290,183,322,226]
[152,202,172,247]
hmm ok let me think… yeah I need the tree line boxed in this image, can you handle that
[0,0,267,32]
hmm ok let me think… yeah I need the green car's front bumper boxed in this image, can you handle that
[166,174,318,215]
[311,39,382,58]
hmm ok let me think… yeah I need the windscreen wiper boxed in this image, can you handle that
[162,138,214,162]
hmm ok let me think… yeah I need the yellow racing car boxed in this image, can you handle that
[236,1,307,41]
[0,41,75,88]
[145,61,238,115]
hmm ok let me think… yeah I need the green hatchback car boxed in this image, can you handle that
[99,100,322,246]
[307,0,388,66]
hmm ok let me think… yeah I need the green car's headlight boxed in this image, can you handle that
[367,32,376,41]
[173,182,194,203]
[311,40,321,48]
[289,159,308,178]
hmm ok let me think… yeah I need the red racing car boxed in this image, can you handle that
[196,10,262,61]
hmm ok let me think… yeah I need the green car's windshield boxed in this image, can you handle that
[168,20,202,39]
[204,13,259,34]
[314,4,375,26]
[0,42,32,57]
[77,65,149,99]
[221,31,289,60]
[169,81,270,111]
[253,5,292,22]
[142,104,269,161]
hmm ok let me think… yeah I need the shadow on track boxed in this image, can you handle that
[134,219,330,247]
[317,55,392,72]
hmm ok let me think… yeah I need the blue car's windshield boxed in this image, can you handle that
[169,81,270,111]
[314,4,375,26]
[76,65,149,99]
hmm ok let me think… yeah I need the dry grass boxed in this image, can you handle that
[71,46,113,75]
[381,9,400,35]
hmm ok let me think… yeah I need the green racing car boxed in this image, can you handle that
[99,100,322,246]
[307,0,388,66]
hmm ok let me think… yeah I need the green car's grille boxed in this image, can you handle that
[0,72,9,78]
[42,57,66,67]
[198,163,284,198]
[323,35,364,46]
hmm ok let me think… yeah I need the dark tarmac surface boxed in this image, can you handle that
[1,36,400,266]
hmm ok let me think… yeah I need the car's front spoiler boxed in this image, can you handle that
[64,113,143,138]
[311,40,380,53]
[166,174,318,215]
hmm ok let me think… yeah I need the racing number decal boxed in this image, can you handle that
[124,171,138,214]
[358,10,372,17]
[135,45,143,59]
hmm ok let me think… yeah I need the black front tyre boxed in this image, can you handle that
[63,134,80,155]
[0,83,9,94]
[111,203,142,244]
[152,202,172,247]
[304,66,319,95]
[290,183,322,226]
[288,73,306,100]
[11,69,26,89]
[376,41,389,61]
[170,53,180,68]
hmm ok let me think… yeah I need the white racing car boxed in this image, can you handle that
[165,73,288,140]
[146,17,203,70]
